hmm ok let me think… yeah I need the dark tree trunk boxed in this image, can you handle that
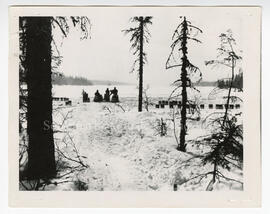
[138,17,144,112]
[25,17,56,179]
[178,18,188,152]
[223,58,235,126]
[213,160,217,183]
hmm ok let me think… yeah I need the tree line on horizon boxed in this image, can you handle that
[217,72,243,91]
[52,74,93,85]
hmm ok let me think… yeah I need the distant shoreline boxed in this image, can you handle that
[52,83,215,87]
[52,82,134,86]
[52,75,133,86]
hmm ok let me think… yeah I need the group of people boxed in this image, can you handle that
[94,87,119,103]
[84,87,118,103]
[82,87,119,103]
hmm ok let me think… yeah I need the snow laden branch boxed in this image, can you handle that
[19,109,89,191]
[52,16,92,40]
[50,16,92,74]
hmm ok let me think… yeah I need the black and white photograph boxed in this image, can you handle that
[8,5,261,207]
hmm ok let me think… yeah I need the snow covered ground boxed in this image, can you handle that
[45,93,243,191]
[19,86,243,191]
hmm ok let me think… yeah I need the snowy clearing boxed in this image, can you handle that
[21,93,243,191]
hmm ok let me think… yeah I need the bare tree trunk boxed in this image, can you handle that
[213,160,217,183]
[25,17,56,179]
[223,58,235,125]
[178,18,188,152]
[138,17,144,112]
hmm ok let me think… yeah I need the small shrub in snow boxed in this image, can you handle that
[74,178,88,191]
[194,114,243,190]
[153,118,167,137]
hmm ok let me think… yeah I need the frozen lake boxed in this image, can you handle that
[52,85,222,99]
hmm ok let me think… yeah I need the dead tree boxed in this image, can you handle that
[143,85,155,111]
[123,16,153,112]
[205,30,242,125]
[19,16,91,179]
[166,16,202,152]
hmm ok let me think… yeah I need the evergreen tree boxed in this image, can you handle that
[166,17,202,152]
[202,30,243,185]
[19,16,91,179]
[123,16,153,112]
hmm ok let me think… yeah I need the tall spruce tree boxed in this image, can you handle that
[123,16,153,112]
[166,17,202,152]
[19,16,91,179]
[23,17,55,179]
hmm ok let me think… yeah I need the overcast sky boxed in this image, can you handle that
[52,7,246,86]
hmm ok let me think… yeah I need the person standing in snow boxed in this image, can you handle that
[110,87,119,103]
[93,90,103,102]
[82,89,90,102]
[104,88,110,102]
